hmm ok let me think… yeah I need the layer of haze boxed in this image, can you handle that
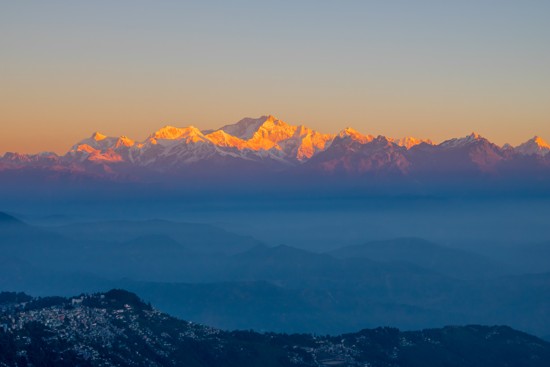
[1,0,549,154]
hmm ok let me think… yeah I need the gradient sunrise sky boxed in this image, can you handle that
[1,0,549,154]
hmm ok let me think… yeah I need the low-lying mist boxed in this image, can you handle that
[1,187,549,337]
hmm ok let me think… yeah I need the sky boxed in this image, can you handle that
[1,0,549,154]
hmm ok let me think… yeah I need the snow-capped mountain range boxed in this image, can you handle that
[1,115,549,180]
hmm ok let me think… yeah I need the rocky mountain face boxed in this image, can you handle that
[1,290,549,367]
[1,115,549,181]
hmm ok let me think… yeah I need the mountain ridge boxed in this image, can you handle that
[1,115,549,181]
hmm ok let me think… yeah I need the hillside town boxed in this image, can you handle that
[1,290,549,367]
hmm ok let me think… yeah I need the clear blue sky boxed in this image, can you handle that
[1,0,549,153]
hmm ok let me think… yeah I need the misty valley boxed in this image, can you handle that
[1,194,549,342]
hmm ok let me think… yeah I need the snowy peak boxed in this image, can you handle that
[289,125,334,160]
[73,133,118,151]
[469,131,481,140]
[204,130,247,149]
[516,136,550,156]
[75,144,98,155]
[151,125,206,142]
[217,115,295,149]
[214,115,332,160]
[392,137,433,149]
[92,132,107,141]
[533,136,550,147]
[71,142,123,163]
[248,116,296,147]
[219,116,274,140]
[440,132,485,148]
[248,116,332,160]
[152,125,185,140]
[336,127,374,144]
[20,115,547,175]
[115,136,135,148]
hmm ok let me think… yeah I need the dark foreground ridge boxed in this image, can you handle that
[1,290,549,367]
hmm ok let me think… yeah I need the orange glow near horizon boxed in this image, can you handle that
[2,2,549,154]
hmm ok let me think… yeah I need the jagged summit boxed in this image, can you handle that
[516,136,550,156]
[72,132,119,152]
[440,131,486,148]
[151,125,205,141]
[219,115,275,140]
[392,137,433,149]
[205,129,247,149]
[211,115,332,160]
[91,132,107,141]
[116,136,135,148]
[2,115,549,177]
[337,127,374,144]
[533,136,550,146]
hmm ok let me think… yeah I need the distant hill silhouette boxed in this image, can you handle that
[329,237,505,279]
[0,212,24,226]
